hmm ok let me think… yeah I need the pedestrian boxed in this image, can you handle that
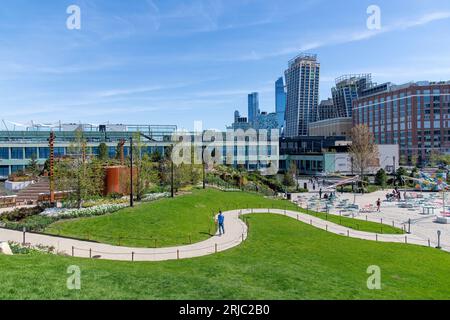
[376,198,381,212]
[313,183,316,191]
[319,188,322,199]
[217,211,225,236]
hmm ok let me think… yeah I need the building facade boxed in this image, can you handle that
[275,77,287,132]
[255,112,279,131]
[308,117,353,139]
[332,74,372,118]
[0,123,280,179]
[248,92,260,125]
[353,81,450,165]
[318,98,336,121]
[284,53,320,137]
[279,136,398,175]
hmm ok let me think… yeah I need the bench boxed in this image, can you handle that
[0,196,16,208]
[436,216,450,224]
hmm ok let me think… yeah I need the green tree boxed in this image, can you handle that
[56,131,105,208]
[131,133,160,200]
[98,142,108,161]
[396,167,408,186]
[375,168,387,188]
[26,153,40,177]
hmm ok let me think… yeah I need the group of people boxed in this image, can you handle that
[386,187,405,201]
[309,177,326,191]
[319,188,335,200]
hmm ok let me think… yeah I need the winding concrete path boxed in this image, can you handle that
[0,208,444,261]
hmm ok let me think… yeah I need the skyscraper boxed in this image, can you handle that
[284,53,320,137]
[248,92,260,125]
[332,74,372,118]
[275,77,287,132]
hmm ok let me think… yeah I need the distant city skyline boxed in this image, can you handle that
[1,0,450,130]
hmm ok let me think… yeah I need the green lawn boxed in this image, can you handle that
[44,189,403,247]
[1,213,449,299]
[298,208,404,234]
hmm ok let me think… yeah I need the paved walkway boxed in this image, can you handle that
[0,208,443,261]
[292,191,450,252]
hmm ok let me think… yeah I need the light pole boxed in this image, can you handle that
[393,156,397,187]
[171,145,174,198]
[437,230,442,249]
[202,145,206,189]
[130,136,134,207]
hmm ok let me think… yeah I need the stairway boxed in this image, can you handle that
[15,177,50,205]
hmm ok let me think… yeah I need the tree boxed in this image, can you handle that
[98,142,108,161]
[396,167,408,186]
[282,161,297,187]
[375,168,387,188]
[55,131,105,208]
[26,153,40,177]
[131,133,159,201]
[349,125,379,186]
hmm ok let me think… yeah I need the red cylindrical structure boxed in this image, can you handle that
[104,166,138,196]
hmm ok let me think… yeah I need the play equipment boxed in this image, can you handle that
[412,171,449,192]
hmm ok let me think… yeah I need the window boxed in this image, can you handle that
[11,165,24,173]
[25,147,38,159]
[0,148,9,159]
[0,166,9,177]
[39,147,50,159]
[54,147,65,157]
[108,146,116,158]
[10,148,23,159]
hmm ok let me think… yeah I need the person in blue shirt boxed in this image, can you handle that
[217,211,225,236]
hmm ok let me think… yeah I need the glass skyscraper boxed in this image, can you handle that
[248,92,260,125]
[284,53,320,137]
[275,77,287,132]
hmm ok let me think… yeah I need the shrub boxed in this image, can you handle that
[0,206,46,222]
[375,169,387,187]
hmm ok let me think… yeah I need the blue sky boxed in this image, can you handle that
[1,0,450,130]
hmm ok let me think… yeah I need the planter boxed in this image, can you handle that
[5,180,34,191]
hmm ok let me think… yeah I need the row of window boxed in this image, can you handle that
[0,165,25,177]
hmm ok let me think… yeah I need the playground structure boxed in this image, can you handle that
[411,171,449,192]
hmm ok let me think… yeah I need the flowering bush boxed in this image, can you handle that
[141,192,170,202]
[42,203,127,219]
[8,241,55,255]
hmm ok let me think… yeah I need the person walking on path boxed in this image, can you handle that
[319,188,322,199]
[217,211,225,236]
[376,198,381,212]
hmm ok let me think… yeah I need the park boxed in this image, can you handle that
[1,128,450,299]
[2,181,450,299]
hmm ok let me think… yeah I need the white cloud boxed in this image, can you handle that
[233,10,450,62]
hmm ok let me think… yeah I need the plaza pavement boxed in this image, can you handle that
[0,204,444,261]
[292,190,450,252]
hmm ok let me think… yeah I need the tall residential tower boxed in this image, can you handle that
[332,74,372,118]
[275,77,287,132]
[284,53,320,137]
[248,92,260,125]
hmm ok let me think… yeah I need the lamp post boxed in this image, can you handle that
[393,156,397,187]
[202,145,206,189]
[437,230,442,249]
[130,136,134,207]
[171,152,174,198]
